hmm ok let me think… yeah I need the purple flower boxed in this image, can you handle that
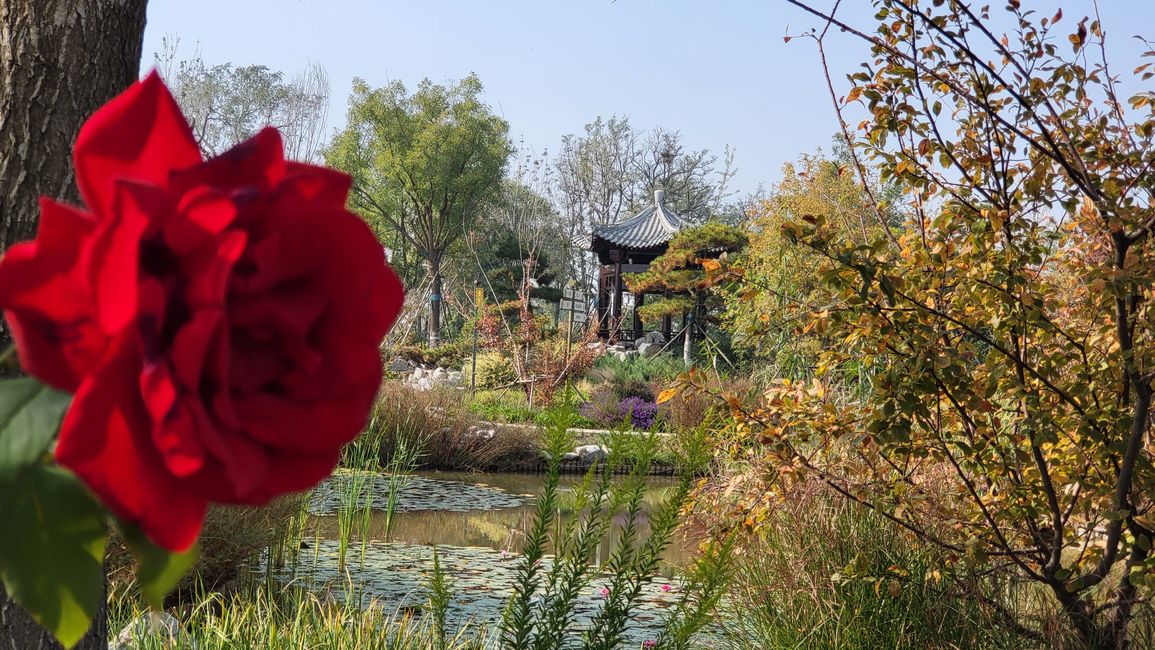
[643,641,657,648]
[619,397,659,429]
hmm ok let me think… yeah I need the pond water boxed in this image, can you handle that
[276,470,708,647]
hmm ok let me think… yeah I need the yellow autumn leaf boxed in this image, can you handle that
[656,388,679,404]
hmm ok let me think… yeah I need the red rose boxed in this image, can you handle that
[0,73,403,551]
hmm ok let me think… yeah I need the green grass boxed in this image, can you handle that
[109,580,491,650]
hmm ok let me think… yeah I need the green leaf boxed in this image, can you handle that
[120,522,198,609]
[0,465,107,649]
[0,377,71,480]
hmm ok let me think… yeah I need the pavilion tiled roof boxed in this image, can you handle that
[590,189,684,251]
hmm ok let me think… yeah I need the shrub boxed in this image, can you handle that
[590,353,684,388]
[578,384,622,427]
[526,330,603,405]
[394,340,468,369]
[364,383,539,471]
[467,389,536,423]
[462,350,516,389]
[658,389,715,434]
[617,378,655,402]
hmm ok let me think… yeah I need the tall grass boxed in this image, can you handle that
[499,402,727,649]
[109,580,491,650]
[714,480,1028,650]
[362,383,539,471]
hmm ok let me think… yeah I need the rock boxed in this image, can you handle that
[387,357,411,372]
[645,331,666,345]
[412,367,426,381]
[113,612,193,650]
[447,370,464,385]
[416,377,433,391]
[465,426,496,440]
[576,444,608,464]
[562,451,580,462]
[636,341,661,357]
[432,367,448,382]
[613,350,638,362]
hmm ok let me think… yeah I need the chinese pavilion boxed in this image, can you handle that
[590,189,683,341]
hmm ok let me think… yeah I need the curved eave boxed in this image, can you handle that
[589,204,684,252]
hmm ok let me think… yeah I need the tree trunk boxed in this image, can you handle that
[0,1,149,648]
[429,256,442,347]
[0,0,149,249]
[682,314,692,367]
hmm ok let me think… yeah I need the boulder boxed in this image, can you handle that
[636,341,661,357]
[645,331,666,345]
[613,350,638,362]
[447,370,464,385]
[576,444,608,464]
[562,451,580,462]
[412,367,427,381]
[387,357,411,373]
[432,367,448,382]
[465,426,496,440]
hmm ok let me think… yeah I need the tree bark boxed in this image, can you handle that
[429,256,442,347]
[0,1,149,648]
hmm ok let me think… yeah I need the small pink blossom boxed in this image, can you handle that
[598,587,610,598]
[643,641,657,648]
[660,584,672,593]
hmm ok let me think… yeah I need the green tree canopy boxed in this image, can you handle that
[326,73,512,346]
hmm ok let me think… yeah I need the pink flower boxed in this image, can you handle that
[643,641,657,648]
[660,583,672,593]
[598,587,610,598]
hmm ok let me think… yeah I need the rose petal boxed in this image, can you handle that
[279,163,353,209]
[55,337,206,552]
[0,200,109,390]
[170,127,286,198]
[74,71,202,219]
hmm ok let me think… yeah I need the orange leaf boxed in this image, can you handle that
[656,388,679,404]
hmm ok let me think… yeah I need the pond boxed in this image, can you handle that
[276,470,708,647]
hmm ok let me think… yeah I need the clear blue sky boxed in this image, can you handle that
[142,1,1155,197]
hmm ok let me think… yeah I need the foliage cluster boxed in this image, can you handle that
[691,2,1155,646]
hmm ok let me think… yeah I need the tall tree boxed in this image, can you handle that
[327,74,511,347]
[0,1,148,647]
[632,126,736,223]
[155,42,331,162]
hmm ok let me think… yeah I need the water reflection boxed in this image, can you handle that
[307,470,695,573]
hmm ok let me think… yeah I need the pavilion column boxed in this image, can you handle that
[633,292,644,340]
[661,292,672,340]
[597,265,610,337]
[611,250,623,338]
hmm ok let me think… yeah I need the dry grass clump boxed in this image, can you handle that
[365,383,540,472]
[108,495,306,600]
